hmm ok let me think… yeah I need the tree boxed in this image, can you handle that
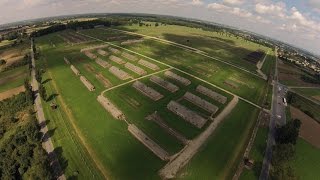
[155,22,159,27]
[35,69,42,83]
[275,119,301,145]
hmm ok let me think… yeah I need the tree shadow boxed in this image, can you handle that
[49,146,68,178]
[42,78,52,84]
[47,93,59,102]
[39,119,51,129]
[42,127,57,142]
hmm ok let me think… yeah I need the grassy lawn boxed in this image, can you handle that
[80,28,269,106]
[291,138,320,179]
[178,100,260,179]
[35,28,269,179]
[119,23,270,73]
[36,32,170,179]
[0,65,29,93]
[240,127,268,180]
[261,51,276,77]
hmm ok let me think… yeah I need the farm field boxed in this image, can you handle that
[34,28,265,179]
[80,28,269,106]
[288,91,320,123]
[0,65,28,93]
[278,60,320,87]
[292,88,320,103]
[291,138,320,180]
[119,23,271,73]
[178,100,260,179]
[239,127,268,180]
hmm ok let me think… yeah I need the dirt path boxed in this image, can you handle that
[0,85,25,101]
[290,106,320,149]
[30,40,66,180]
[159,96,239,179]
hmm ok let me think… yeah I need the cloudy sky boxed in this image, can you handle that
[1,0,320,55]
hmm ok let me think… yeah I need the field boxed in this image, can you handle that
[292,88,320,103]
[261,51,276,77]
[80,28,269,106]
[177,100,260,179]
[34,25,268,179]
[240,127,268,180]
[291,138,320,180]
[278,60,320,87]
[0,65,28,93]
[120,22,270,73]
[288,91,320,123]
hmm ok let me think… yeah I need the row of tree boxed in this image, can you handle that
[0,79,53,178]
[270,119,301,179]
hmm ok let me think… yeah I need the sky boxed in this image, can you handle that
[0,0,320,55]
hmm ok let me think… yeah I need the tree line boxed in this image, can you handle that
[0,81,53,179]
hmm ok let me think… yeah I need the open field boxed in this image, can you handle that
[288,91,320,123]
[292,88,320,103]
[120,23,270,73]
[278,60,320,87]
[0,65,28,92]
[291,138,320,180]
[290,106,320,149]
[178,100,260,179]
[240,127,268,180]
[34,28,267,179]
[80,28,269,106]
[261,51,276,77]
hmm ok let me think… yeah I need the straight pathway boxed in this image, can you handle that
[159,96,239,179]
[77,32,264,110]
[30,39,66,180]
[105,28,265,80]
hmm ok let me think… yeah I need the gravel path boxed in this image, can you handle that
[159,96,239,179]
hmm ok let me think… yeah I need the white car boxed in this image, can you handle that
[277,115,282,119]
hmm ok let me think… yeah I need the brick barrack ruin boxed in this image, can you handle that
[150,75,179,93]
[167,101,207,129]
[164,71,191,86]
[132,81,164,101]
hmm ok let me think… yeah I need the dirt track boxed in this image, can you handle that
[159,96,239,179]
[0,85,25,101]
[290,106,320,149]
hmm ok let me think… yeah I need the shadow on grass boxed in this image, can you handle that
[49,146,68,178]
[47,93,59,102]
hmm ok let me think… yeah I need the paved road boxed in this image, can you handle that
[104,28,265,80]
[259,48,287,180]
[30,39,66,180]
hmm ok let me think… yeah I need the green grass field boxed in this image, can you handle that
[178,100,260,179]
[80,28,269,106]
[240,127,268,180]
[0,65,28,93]
[292,88,320,102]
[261,51,276,77]
[289,91,320,122]
[120,23,270,73]
[35,28,267,179]
[291,138,320,180]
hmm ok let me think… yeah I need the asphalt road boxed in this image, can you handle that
[30,40,66,180]
[259,48,287,180]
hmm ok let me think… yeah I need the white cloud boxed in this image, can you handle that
[191,0,203,6]
[223,0,244,5]
[289,7,320,32]
[207,3,251,18]
[255,2,286,18]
